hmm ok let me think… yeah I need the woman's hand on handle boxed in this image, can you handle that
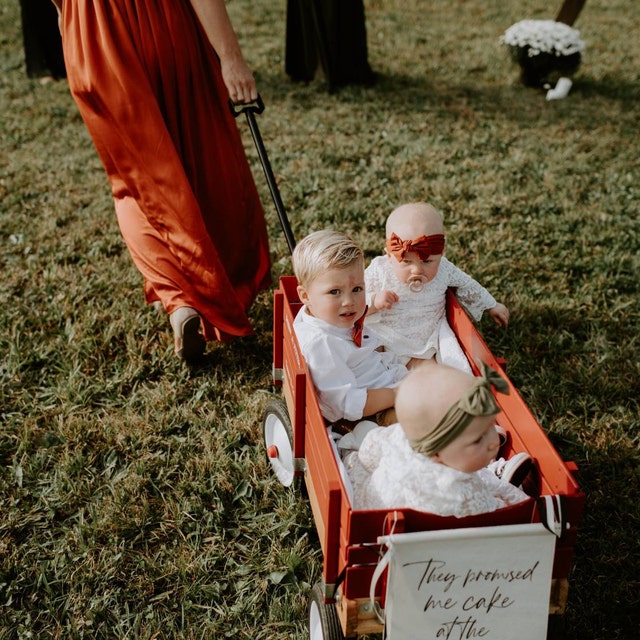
[189,0,258,103]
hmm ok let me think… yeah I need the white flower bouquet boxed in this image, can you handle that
[500,20,586,98]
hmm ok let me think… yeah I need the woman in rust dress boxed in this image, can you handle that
[51,0,271,362]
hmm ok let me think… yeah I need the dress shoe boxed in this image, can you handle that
[170,307,205,362]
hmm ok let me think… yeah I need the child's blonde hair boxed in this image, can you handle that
[292,230,364,287]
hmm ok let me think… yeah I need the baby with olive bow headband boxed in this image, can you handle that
[346,362,533,515]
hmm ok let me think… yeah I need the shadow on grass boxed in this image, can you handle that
[259,67,640,130]
[482,300,639,639]
[184,334,272,378]
[562,445,640,639]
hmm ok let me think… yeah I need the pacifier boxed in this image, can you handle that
[408,275,427,293]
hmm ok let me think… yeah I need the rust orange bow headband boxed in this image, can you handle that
[386,232,445,262]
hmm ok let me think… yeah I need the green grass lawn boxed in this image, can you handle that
[1,0,638,638]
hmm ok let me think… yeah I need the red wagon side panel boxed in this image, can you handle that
[303,377,344,590]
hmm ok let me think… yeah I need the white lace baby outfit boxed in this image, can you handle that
[345,423,528,515]
[293,307,408,423]
[365,256,497,372]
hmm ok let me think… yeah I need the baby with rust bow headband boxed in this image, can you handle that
[365,202,510,373]
[345,362,533,515]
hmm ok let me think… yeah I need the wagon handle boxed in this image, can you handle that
[229,95,297,254]
[228,95,265,117]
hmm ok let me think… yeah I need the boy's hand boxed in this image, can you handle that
[488,303,510,327]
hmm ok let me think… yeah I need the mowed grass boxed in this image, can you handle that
[1,0,639,638]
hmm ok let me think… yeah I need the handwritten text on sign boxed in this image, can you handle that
[378,524,555,640]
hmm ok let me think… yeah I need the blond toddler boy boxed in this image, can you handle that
[292,230,408,425]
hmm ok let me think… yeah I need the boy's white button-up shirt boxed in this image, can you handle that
[293,307,408,423]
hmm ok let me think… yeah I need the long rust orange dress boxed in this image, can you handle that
[59,0,271,341]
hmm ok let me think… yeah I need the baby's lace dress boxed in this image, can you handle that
[346,424,528,516]
[364,256,496,370]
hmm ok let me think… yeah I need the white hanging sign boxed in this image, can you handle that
[376,523,555,640]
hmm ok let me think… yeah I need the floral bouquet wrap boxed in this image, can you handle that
[500,19,585,97]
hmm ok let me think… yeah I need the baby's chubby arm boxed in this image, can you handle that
[487,302,510,327]
[367,290,399,315]
[365,258,398,315]
[363,386,397,417]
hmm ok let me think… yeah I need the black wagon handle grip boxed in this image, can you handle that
[229,94,297,254]
[228,95,265,117]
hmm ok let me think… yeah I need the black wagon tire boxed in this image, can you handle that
[263,398,296,487]
[308,582,345,640]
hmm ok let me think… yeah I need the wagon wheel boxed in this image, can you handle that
[263,398,296,487]
[308,583,345,640]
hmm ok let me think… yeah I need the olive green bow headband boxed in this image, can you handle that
[409,362,509,456]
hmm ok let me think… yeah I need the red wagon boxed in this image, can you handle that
[263,276,584,640]
[230,98,584,640]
